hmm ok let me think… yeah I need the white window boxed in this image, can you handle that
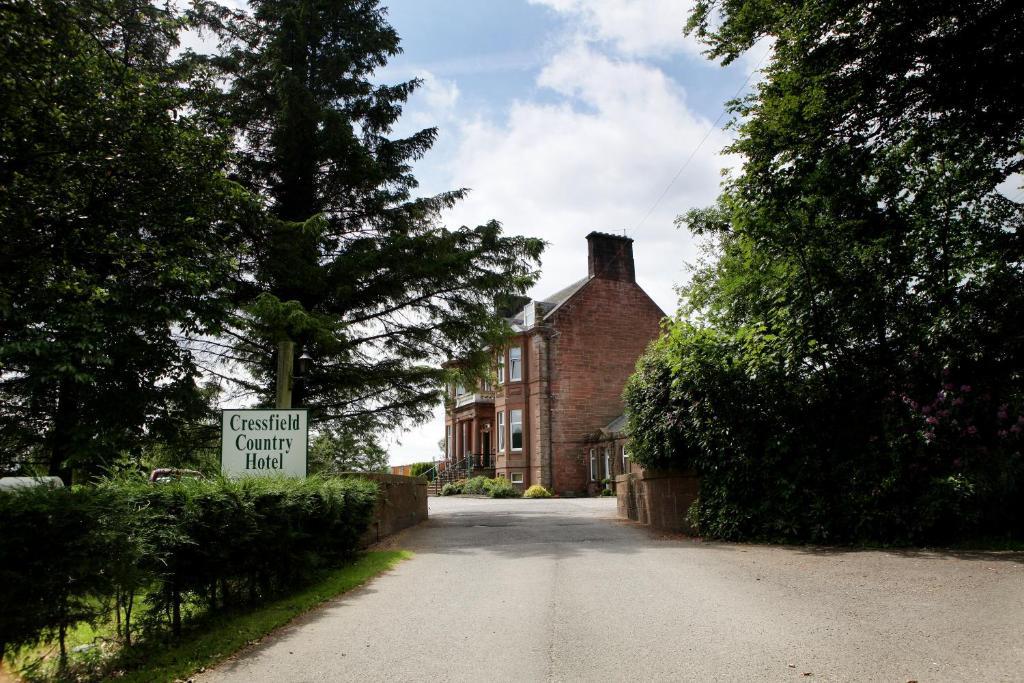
[497,353,505,385]
[446,425,452,458]
[622,445,629,473]
[523,303,535,328]
[497,411,505,452]
[455,383,466,397]
[604,447,611,479]
[509,347,522,382]
[510,409,523,451]
[511,472,524,484]
[589,449,597,481]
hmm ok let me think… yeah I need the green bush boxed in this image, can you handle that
[624,326,1024,545]
[0,475,378,669]
[409,462,436,481]
[462,476,489,495]
[523,485,552,498]
[487,478,521,498]
[600,488,615,497]
[440,479,465,496]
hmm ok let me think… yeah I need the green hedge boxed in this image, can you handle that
[624,326,1024,545]
[0,475,378,670]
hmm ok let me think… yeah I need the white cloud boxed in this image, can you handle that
[443,43,733,310]
[385,13,765,466]
[529,0,702,58]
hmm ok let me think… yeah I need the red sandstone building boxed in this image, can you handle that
[444,232,665,495]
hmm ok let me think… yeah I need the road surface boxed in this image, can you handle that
[200,496,1024,682]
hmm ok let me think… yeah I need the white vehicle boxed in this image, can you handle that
[0,476,65,491]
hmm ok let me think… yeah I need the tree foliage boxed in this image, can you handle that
[0,0,543,478]
[195,0,544,433]
[626,0,1024,543]
[308,428,388,474]
[0,0,253,479]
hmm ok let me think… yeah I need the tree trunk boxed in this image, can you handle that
[48,379,78,485]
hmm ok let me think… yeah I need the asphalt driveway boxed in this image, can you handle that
[200,496,1024,682]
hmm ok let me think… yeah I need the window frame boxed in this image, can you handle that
[604,447,611,480]
[497,352,505,385]
[510,409,523,451]
[509,346,522,382]
[589,449,597,481]
[511,472,524,484]
[622,445,629,473]
[497,411,505,452]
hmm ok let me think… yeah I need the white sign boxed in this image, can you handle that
[221,409,308,478]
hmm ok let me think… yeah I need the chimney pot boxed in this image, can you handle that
[586,231,635,283]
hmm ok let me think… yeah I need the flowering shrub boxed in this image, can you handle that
[523,485,553,498]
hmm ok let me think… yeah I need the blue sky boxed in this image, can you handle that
[377,0,768,464]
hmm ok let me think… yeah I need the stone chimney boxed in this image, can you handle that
[586,231,635,283]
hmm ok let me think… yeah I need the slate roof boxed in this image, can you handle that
[538,277,589,307]
[602,414,628,435]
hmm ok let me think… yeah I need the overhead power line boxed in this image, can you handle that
[632,57,766,234]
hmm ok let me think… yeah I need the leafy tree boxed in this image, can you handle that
[308,428,389,474]
[409,461,436,480]
[198,0,543,434]
[626,0,1024,542]
[0,0,254,480]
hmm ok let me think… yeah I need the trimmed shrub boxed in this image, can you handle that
[600,488,615,497]
[523,485,552,498]
[0,475,378,668]
[462,476,489,495]
[487,478,521,498]
[440,479,465,496]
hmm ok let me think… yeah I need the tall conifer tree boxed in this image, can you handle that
[209,0,543,432]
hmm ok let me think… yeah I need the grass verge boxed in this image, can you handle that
[3,551,410,683]
[112,550,411,683]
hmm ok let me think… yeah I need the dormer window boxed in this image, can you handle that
[509,347,522,382]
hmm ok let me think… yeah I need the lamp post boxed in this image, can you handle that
[275,343,313,409]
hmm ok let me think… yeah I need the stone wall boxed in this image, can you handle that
[616,469,699,534]
[347,473,428,547]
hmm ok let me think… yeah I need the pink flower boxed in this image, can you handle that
[997,410,1008,420]
[939,409,952,418]
[922,405,933,415]
[999,429,1009,438]
[1011,424,1022,434]
[924,432,936,442]
[944,383,956,391]
[966,425,977,435]
[926,416,939,425]
[942,367,951,377]
[960,385,972,392]
[952,397,964,406]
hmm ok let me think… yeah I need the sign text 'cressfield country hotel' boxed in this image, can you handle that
[444,232,665,496]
